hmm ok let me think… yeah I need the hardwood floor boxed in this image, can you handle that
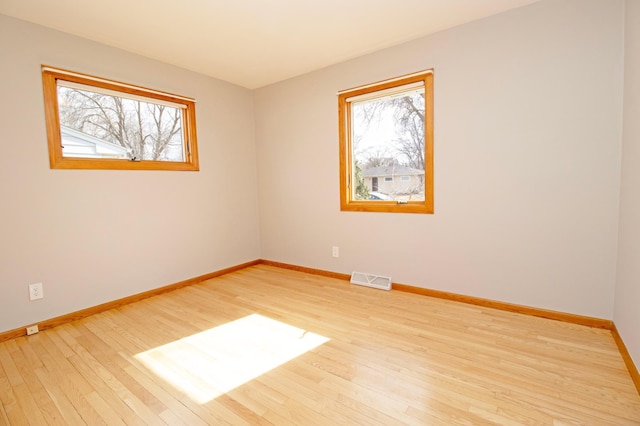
[0,264,638,425]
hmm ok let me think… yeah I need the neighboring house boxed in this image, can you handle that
[60,126,128,159]
[362,165,424,195]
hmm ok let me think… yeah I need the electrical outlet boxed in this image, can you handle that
[26,325,39,335]
[29,283,43,301]
[332,246,340,258]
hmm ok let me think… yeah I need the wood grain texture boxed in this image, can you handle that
[392,283,613,329]
[0,260,260,344]
[611,323,640,395]
[0,264,638,424]
[40,65,199,172]
[338,70,434,214]
[260,259,351,281]
[263,259,613,329]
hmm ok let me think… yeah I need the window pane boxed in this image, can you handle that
[57,85,185,162]
[351,87,425,202]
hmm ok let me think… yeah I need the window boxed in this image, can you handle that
[338,70,433,213]
[42,66,199,171]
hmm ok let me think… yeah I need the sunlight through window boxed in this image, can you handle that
[134,314,330,404]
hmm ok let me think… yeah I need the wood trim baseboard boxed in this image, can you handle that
[260,259,612,329]
[259,259,352,281]
[611,323,640,395]
[0,259,260,344]
[392,283,613,329]
[260,260,640,393]
[2,257,637,396]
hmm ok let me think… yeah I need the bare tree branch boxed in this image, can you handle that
[58,87,183,161]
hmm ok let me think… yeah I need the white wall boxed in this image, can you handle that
[615,0,640,369]
[255,0,624,319]
[0,0,632,336]
[0,15,261,332]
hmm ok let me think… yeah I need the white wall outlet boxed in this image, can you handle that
[29,283,43,301]
[332,246,340,258]
[26,325,39,335]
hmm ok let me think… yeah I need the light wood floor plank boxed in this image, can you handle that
[12,338,70,426]
[122,364,209,426]
[0,367,23,426]
[36,332,107,425]
[0,264,638,425]
[0,398,10,426]
[32,367,86,425]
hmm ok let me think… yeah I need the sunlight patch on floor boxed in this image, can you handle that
[135,314,330,404]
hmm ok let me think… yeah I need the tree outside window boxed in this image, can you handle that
[42,66,199,171]
[338,70,433,213]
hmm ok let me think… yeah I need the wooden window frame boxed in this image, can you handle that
[338,70,434,214]
[42,66,199,171]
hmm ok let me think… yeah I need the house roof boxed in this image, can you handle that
[60,126,128,158]
[0,1,540,89]
[363,166,424,178]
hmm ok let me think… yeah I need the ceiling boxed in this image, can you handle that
[0,0,539,89]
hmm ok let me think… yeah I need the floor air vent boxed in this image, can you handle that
[350,271,392,291]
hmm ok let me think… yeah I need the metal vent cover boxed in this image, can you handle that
[350,271,392,291]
